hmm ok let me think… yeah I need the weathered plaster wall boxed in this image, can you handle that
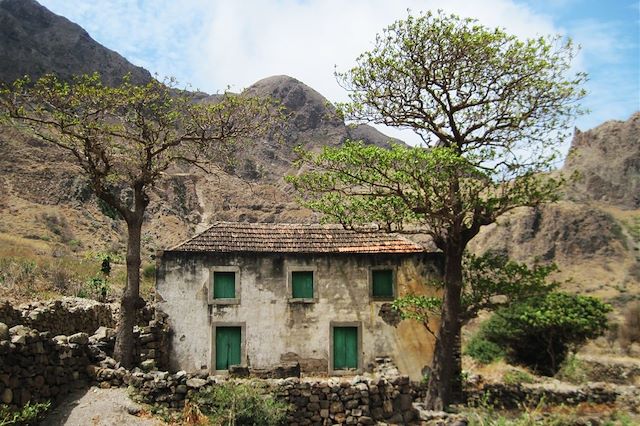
[156,252,442,380]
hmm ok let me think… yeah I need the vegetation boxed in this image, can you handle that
[463,398,635,426]
[619,301,640,353]
[190,383,290,426]
[393,253,559,333]
[288,10,585,409]
[0,401,51,426]
[465,334,506,364]
[480,293,611,374]
[0,73,283,367]
[556,354,589,384]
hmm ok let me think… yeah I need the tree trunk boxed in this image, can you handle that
[113,213,143,369]
[425,246,464,411]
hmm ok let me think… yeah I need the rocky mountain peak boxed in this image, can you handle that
[244,75,343,131]
[563,112,640,209]
[0,0,151,85]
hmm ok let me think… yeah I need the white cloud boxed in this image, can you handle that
[40,0,623,149]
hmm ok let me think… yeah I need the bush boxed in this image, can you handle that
[502,370,534,385]
[481,292,611,375]
[620,301,640,353]
[556,354,588,384]
[142,264,156,280]
[191,382,289,426]
[465,335,505,364]
[0,401,51,425]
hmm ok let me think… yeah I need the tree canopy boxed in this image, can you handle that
[289,11,585,409]
[392,252,560,337]
[0,73,284,367]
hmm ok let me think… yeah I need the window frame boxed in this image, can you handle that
[286,265,318,303]
[208,266,241,305]
[369,266,396,301]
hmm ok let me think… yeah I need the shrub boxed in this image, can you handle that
[192,382,289,426]
[481,292,611,375]
[142,264,156,280]
[502,370,534,385]
[619,301,640,353]
[0,401,51,425]
[465,335,505,364]
[556,354,588,384]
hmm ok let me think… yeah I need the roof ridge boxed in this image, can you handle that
[168,221,428,254]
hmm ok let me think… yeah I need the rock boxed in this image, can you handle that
[186,378,206,389]
[1,388,12,404]
[140,359,156,372]
[229,365,250,378]
[53,335,68,344]
[124,403,142,415]
[9,325,30,336]
[68,332,89,345]
[11,334,26,344]
[92,326,116,342]
[0,322,8,341]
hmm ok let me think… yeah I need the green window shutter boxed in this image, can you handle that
[216,327,241,370]
[372,269,393,298]
[334,327,358,370]
[292,271,314,299]
[214,271,235,299]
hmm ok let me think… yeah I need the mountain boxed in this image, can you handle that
[470,113,640,306]
[563,113,640,209]
[0,0,151,85]
[0,0,405,277]
[0,0,637,312]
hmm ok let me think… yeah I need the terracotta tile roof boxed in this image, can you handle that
[169,222,427,254]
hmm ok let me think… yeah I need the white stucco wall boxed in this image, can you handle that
[156,251,442,380]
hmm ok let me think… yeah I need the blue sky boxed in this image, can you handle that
[39,0,639,152]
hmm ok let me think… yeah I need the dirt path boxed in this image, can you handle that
[41,386,165,426]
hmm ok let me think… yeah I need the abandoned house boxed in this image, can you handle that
[156,222,442,379]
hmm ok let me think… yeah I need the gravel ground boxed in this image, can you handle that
[40,386,164,426]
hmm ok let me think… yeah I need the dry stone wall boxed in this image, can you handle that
[0,298,115,336]
[0,325,92,409]
[89,367,426,425]
[0,297,171,411]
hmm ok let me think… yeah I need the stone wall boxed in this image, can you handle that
[89,366,424,425]
[0,324,92,409]
[0,298,115,336]
[0,297,171,410]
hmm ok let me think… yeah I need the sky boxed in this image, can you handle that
[39,0,639,153]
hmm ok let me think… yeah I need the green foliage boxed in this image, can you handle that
[142,264,156,279]
[502,370,534,385]
[555,354,588,384]
[481,293,611,374]
[0,401,51,425]
[97,197,122,221]
[465,335,505,364]
[392,252,559,330]
[192,382,289,426]
[77,275,110,301]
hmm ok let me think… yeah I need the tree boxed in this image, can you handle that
[288,11,585,410]
[392,252,559,333]
[393,252,559,391]
[480,292,611,374]
[0,73,283,367]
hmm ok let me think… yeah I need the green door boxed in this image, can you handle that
[333,327,358,370]
[215,327,241,370]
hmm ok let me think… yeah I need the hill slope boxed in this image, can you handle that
[0,0,151,85]
[0,0,637,311]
